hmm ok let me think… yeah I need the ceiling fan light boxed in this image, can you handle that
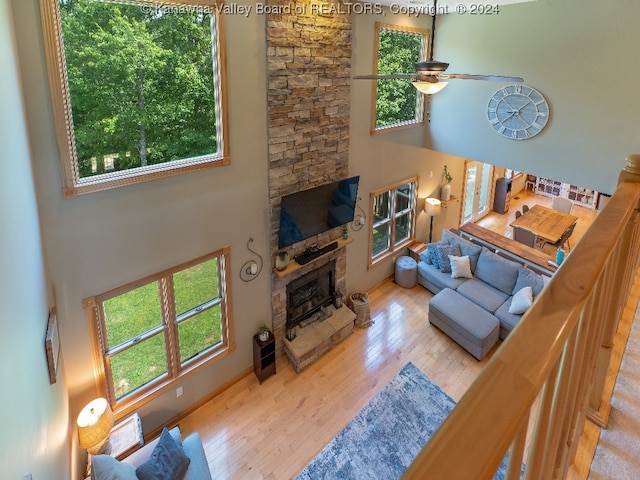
[413,81,448,95]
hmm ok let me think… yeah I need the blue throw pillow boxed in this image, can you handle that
[434,244,461,273]
[425,242,444,267]
[136,428,190,480]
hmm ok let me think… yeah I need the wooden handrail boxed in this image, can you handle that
[402,157,640,480]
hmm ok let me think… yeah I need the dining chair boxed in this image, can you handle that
[512,226,538,248]
[522,204,530,214]
[551,196,573,214]
[515,210,522,219]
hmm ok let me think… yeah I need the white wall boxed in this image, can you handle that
[0,1,70,478]
[12,0,271,450]
[428,0,640,194]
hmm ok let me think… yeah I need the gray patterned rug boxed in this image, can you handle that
[296,362,512,480]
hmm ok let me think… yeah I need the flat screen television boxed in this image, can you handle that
[278,175,360,249]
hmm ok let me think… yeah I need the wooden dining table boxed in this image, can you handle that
[510,204,578,244]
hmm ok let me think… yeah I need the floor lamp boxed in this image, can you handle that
[424,198,442,244]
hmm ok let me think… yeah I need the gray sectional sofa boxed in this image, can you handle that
[418,229,550,359]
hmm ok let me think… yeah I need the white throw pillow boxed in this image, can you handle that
[449,255,472,279]
[509,286,533,314]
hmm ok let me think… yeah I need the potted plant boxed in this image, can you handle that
[258,325,270,342]
[441,165,453,201]
[342,224,349,240]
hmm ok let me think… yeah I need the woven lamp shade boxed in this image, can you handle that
[77,398,114,454]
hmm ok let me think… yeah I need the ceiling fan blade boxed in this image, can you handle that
[438,73,524,82]
[353,74,419,80]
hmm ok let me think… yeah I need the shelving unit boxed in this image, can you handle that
[253,332,276,384]
[535,177,599,210]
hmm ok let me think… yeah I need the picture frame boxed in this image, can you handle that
[45,309,60,384]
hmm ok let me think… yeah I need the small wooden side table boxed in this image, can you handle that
[407,241,426,262]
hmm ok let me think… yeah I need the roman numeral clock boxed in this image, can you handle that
[487,85,549,140]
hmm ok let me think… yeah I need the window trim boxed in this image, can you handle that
[368,177,419,268]
[370,23,429,135]
[39,0,230,198]
[83,245,235,416]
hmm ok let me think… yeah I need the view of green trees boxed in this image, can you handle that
[103,258,222,400]
[59,0,219,178]
[376,29,423,128]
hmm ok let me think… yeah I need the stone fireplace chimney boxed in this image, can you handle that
[266,1,352,356]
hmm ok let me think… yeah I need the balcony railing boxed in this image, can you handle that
[402,156,640,480]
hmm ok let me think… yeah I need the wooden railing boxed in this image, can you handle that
[402,156,640,480]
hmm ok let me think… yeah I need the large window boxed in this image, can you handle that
[84,247,234,412]
[369,178,418,266]
[372,23,429,133]
[40,0,229,197]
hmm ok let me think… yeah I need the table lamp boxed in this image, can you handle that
[77,397,114,455]
[424,198,442,244]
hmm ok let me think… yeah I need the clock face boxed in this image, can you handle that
[487,85,549,140]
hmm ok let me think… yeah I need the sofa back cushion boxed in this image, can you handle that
[474,247,521,295]
[513,267,546,297]
[441,229,483,273]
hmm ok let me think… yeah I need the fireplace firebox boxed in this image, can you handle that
[285,261,336,339]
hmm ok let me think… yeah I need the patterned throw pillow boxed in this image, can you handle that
[425,242,444,266]
[434,244,461,273]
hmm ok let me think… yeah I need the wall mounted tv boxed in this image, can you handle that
[278,175,360,249]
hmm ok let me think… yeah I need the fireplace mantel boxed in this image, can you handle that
[273,237,353,278]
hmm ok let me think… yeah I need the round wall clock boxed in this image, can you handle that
[487,84,549,140]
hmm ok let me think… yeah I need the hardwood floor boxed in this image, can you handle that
[177,188,610,479]
[180,281,499,479]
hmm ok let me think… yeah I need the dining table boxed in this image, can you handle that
[510,204,578,244]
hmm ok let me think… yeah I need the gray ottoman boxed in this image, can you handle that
[429,288,499,360]
[395,256,418,288]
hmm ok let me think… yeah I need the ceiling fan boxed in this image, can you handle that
[353,0,523,94]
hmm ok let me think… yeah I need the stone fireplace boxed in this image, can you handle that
[266,2,353,359]
[285,260,335,338]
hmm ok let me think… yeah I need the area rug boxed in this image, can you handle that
[296,362,512,480]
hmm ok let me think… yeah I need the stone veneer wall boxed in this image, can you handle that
[266,1,352,356]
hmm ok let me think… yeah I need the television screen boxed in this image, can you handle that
[278,176,360,249]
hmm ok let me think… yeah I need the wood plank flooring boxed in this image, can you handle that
[176,187,626,479]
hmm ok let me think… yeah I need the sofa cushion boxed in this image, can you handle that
[441,229,483,273]
[509,287,533,314]
[91,455,137,480]
[182,433,213,480]
[513,267,546,297]
[434,244,461,273]
[417,261,469,292]
[456,277,511,313]
[450,255,472,279]
[474,247,521,295]
[494,298,522,339]
[136,428,190,480]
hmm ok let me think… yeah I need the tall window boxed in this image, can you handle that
[372,23,429,133]
[84,247,234,411]
[370,178,418,266]
[40,0,229,197]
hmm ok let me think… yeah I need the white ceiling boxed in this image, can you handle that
[371,0,536,12]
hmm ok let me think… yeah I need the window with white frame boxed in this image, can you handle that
[40,0,229,197]
[369,178,418,266]
[83,246,233,411]
[372,23,429,133]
